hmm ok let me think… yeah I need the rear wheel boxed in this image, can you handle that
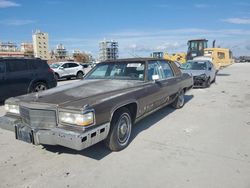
[105,108,132,151]
[172,90,185,109]
[32,82,47,92]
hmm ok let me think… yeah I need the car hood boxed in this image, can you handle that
[14,79,145,109]
[181,69,207,76]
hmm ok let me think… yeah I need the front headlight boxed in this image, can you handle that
[59,111,94,126]
[5,104,20,114]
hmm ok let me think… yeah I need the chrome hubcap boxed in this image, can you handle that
[117,113,131,145]
[35,84,46,92]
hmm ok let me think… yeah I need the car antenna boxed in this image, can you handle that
[127,52,142,58]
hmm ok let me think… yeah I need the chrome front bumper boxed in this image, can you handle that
[0,116,110,151]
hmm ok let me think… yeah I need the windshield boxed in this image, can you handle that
[50,63,61,68]
[180,61,207,70]
[85,62,145,81]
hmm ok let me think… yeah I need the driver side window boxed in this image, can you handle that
[147,61,164,81]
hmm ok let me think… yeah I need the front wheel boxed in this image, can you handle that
[105,108,132,151]
[172,90,185,109]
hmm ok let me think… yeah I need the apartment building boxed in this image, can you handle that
[99,40,118,61]
[21,42,34,57]
[32,30,50,60]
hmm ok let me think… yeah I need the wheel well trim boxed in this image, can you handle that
[109,100,138,123]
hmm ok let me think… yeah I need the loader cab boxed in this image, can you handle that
[187,39,208,60]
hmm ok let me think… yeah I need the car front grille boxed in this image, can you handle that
[20,106,57,129]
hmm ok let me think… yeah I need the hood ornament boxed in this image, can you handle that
[34,92,40,101]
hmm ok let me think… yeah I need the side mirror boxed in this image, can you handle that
[59,67,64,70]
[152,75,160,81]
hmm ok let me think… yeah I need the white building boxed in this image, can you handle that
[32,30,50,60]
[0,42,18,52]
[54,43,67,60]
[99,39,118,61]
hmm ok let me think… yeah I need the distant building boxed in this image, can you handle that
[21,42,34,58]
[0,42,18,52]
[0,51,24,58]
[99,39,118,61]
[54,43,67,60]
[0,41,24,57]
[72,49,93,63]
[32,30,50,60]
[150,52,164,59]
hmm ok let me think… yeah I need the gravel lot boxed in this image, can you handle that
[0,63,250,188]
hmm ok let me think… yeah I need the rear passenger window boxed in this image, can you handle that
[0,62,5,73]
[30,60,48,69]
[62,63,69,68]
[159,61,174,78]
[6,60,29,72]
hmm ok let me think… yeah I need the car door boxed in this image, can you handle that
[5,59,33,97]
[0,61,7,101]
[68,63,79,76]
[142,60,169,113]
[60,63,70,77]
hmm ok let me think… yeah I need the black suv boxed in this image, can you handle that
[0,58,57,102]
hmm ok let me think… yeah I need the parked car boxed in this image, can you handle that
[0,58,193,151]
[180,60,216,88]
[0,57,57,102]
[50,62,84,80]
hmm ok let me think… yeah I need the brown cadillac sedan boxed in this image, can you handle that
[0,58,193,151]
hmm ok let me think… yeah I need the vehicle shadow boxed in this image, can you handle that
[216,73,230,76]
[43,94,194,160]
[130,94,193,142]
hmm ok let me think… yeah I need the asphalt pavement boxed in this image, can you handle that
[0,63,250,188]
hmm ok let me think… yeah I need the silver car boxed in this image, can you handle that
[50,62,84,80]
[180,60,217,88]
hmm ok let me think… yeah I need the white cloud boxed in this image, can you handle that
[49,28,250,58]
[222,18,250,24]
[0,0,20,8]
[0,19,35,26]
[194,4,211,8]
[106,28,250,57]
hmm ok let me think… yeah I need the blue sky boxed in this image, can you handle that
[0,0,250,58]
